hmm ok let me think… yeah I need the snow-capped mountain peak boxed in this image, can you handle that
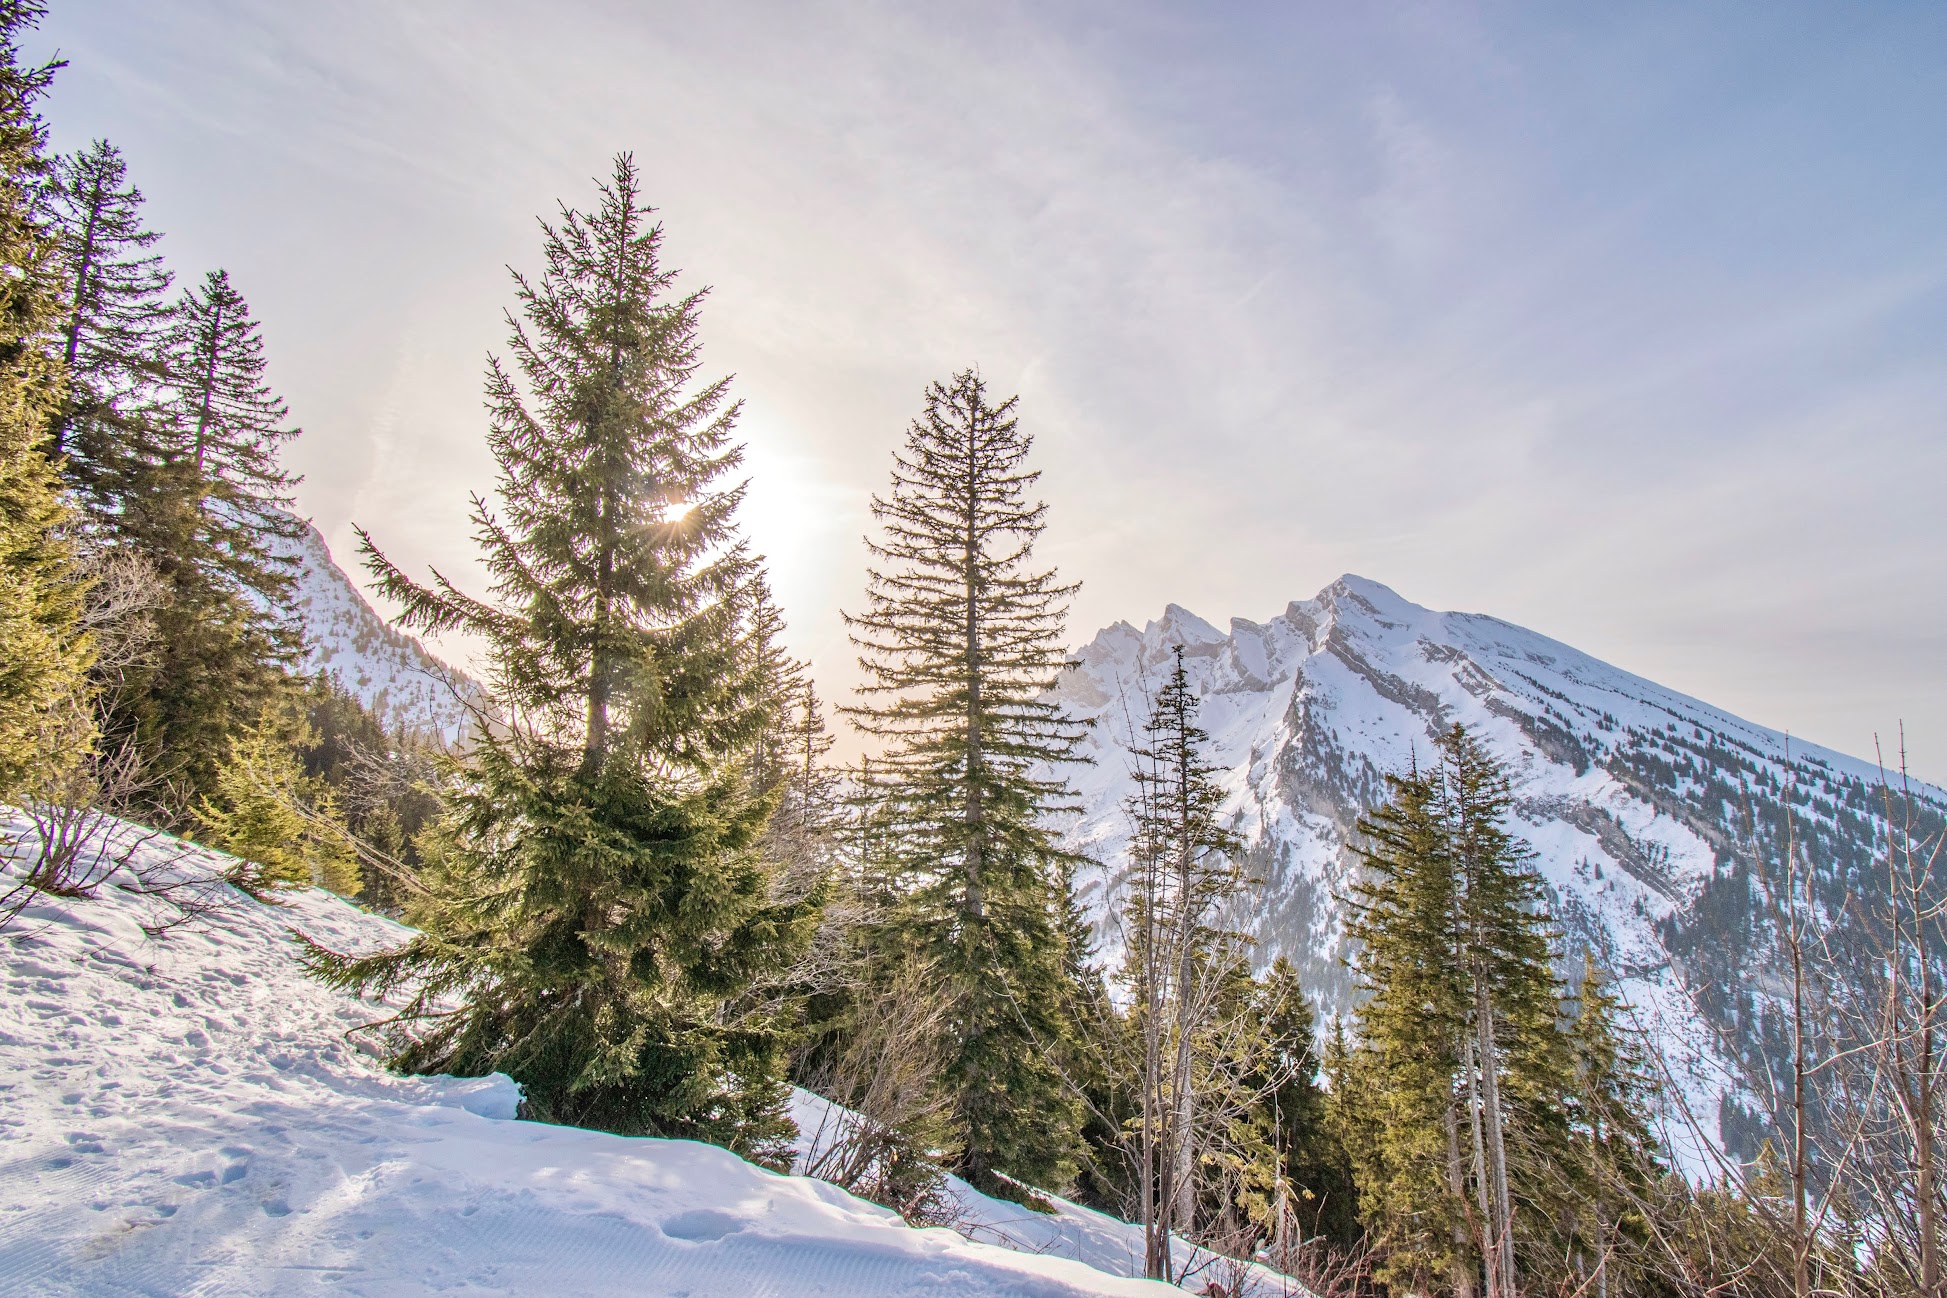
[1054,575,1946,1161]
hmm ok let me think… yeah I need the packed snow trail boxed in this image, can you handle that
[0,815,1197,1297]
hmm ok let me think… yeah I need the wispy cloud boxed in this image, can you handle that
[34,0,1947,775]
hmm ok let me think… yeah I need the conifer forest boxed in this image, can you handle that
[3,4,1944,1296]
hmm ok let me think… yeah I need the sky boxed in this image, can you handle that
[29,1,1947,778]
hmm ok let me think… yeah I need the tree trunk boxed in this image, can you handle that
[53,171,104,461]
[1465,1027,1496,1298]
[192,298,222,473]
[961,443,983,921]
[1446,1085,1479,1298]
[1140,853,1169,1280]
[1476,981,1516,1298]
[1911,867,1941,1298]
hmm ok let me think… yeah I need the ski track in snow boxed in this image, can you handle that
[0,814,1220,1298]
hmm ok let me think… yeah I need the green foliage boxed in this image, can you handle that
[1336,725,1623,1297]
[43,138,172,491]
[294,671,445,910]
[0,0,87,800]
[1117,645,1254,1274]
[844,368,1090,1199]
[309,155,819,1165]
[195,708,360,899]
[1339,760,1470,1293]
[1245,957,1360,1251]
[1557,954,1668,1296]
[40,133,303,817]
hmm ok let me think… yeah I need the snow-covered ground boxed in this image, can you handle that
[0,813,1232,1298]
[787,1092,1301,1297]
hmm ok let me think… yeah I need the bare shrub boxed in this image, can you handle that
[797,955,958,1224]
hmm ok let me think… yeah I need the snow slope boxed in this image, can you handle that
[0,814,1194,1298]
[788,1091,1300,1296]
[280,516,476,741]
[1053,576,1947,1160]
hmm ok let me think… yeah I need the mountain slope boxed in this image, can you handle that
[1054,575,1947,1155]
[280,517,475,740]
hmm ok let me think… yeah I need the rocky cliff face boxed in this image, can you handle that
[1053,575,1946,1156]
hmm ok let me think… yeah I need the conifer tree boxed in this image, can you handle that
[168,266,304,584]
[844,367,1089,1198]
[1442,723,1571,1298]
[196,709,359,898]
[0,0,86,799]
[1342,764,1474,1296]
[766,678,839,868]
[98,268,306,812]
[1120,645,1250,1275]
[307,154,819,1164]
[1248,956,1359,1255]
[1562,955,1665,1298]
[1339,727,1597,1298]
[38,137,305,813]
[43,138,171,482]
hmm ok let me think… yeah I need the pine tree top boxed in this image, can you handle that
[358,153,767,776]
[845,368,1087,777]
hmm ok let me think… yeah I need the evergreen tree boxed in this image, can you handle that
[103,267,305,814]
[1442,724,1574,1298]
[38,138,302,815]
[764,677,840,873]
[1342,764,1474,1297]
[295,671,445,909]
[168,266,304,589]
[1120,645,1250,1275]
[844,367,1090,1199]
[1338,727,1599,1298]
[42,138,171,485]
[1562,955,1666,1298]
[196,708,359,899]
[307,154,819,1164]
[0,0,86,800]
[1248,957,1360,1255]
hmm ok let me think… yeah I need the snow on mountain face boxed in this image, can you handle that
[1054,575,1947,1154]
[279,517,475,740]
[0,815,1188,1298]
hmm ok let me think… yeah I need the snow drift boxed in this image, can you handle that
[0,813,1218,1298]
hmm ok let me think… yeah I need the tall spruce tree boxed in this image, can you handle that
[40,137,308,813]
[1342,763,1474,1296]
[1442,723,1573,1298]
[844,368,1089,1199]
[102,268,305,812]
[1562,955,1665,1298]
[307,154,819,1164]
[1339,726,1585,1298]
[0,0,86,799]
[1247,956,1360,1258]
[43,138,171,485]
[169,266,304,580]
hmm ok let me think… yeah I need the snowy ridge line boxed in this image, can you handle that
[1050,574,1941,1165]
[0,808,1253,1297]
[277,513,478,742]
